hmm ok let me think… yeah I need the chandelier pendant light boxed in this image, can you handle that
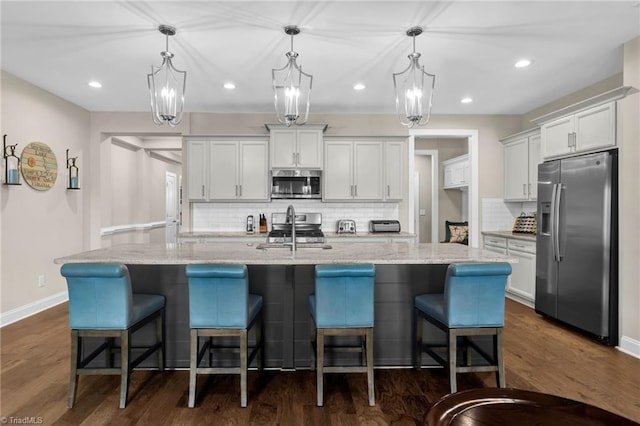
[147,24,187,127]
[272,25,313,127]
[393,26,436,128]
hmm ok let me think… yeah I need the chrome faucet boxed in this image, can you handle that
[286,204,296,251]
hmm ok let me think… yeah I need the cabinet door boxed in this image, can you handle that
[528,135,541,200]
[507,248,536,302]
[270,130,296,168]
[384,142,404,201]
[542,116,573,159]
[353,141,383,200]
[296,129,323,168]
[504,138,529,200]
[209,142,239,200]
[324,141,353,200]
[187,140,208,200]
[443,163,454,188]
[575,102,616,152]
[239,141,269,200]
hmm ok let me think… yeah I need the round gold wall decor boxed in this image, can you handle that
[20,142,58,191]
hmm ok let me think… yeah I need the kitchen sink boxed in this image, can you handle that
[256,243,332,250]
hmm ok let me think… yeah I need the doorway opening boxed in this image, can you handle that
[408,129,479,247]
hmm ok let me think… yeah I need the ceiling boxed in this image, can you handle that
[2,1,639,118]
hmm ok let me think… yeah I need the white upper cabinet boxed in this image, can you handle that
[534,87,630,160]
[501,128,540,201]
[324,139,385,201]
[384,141,404,201]
[187,140,208,201]
[267,124,326,169]
[442,154,469,189]
[186,138,269,202]
[541,103,615,159]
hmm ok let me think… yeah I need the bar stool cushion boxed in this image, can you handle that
[186,264,263,329]
[309,264,375,329]
[62,263,165,330]
[416,263,511,328]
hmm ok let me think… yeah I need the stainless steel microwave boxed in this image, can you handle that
[271,169,322,199]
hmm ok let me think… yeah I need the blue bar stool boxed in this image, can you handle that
[414,262,512,393]
[186,264,263,408]
[309,264,376,406]
[60,263,166,409]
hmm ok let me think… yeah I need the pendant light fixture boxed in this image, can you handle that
[393,26,435,128]
[147,24,187,127]
[272,25,313,126]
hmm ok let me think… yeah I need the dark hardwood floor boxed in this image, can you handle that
[1,299,639,425]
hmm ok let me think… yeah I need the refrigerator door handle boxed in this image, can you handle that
[550,183,557,260]
[553,183,563,261]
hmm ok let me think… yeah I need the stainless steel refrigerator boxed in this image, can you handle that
[535,150,618,345]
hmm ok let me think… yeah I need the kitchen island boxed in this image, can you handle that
[55,241,514,369]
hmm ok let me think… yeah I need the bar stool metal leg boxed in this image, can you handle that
[188,329,198,408]
[366,328,375,406]
[316,330,325,407]
[119,330,131,409]
[68,330,80,408]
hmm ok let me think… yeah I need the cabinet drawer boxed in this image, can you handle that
[483,235,507,248]
[507,239,536,253]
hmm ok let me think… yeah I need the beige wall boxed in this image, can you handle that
[620,36,640,351]
[1,71,89,312]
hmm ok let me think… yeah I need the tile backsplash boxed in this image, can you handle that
[481,198,536,231]
[191,200,399,233]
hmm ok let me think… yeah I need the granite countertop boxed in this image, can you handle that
[178,231,416,239]
[324,231,416,239]
[178,231,267,238]
[482,231,537,242]
[54,241,515,265]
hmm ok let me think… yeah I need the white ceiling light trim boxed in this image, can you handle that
[271,25,313,127]
[147,24,187,127]
[224,82,236,90]
[392,26,436,128]
[353,83,366,91]
[88,81,102,88]
[515,59,532,68]
[461,97,473,104]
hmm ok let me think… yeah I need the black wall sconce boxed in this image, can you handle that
[66,149,79,189]
[3,134,21,185]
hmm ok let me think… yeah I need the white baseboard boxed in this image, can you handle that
[618,336,640,359]
[0,291,68,327]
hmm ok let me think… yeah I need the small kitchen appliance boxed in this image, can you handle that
[336,219,356,234]
[268,212,324,244]
[369,220,401,233]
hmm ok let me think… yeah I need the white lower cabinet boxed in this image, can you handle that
[483,234,536,307]
[506,239,536,304]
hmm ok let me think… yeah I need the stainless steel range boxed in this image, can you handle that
[268,212,324,244]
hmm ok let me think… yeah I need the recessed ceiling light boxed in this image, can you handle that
[515,59,532,68]
[461,97,473,104]
[223,82,236,90]
[353,83,366,90]
[88,81,102,88]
